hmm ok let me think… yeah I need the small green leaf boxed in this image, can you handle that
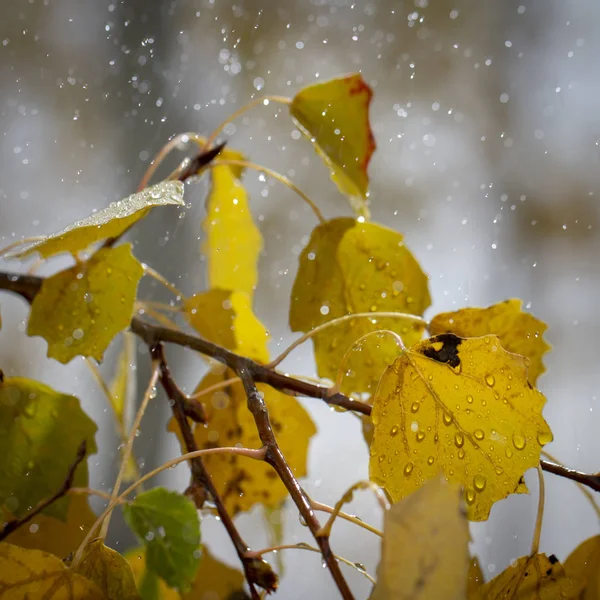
[0,377,97,520]
[7,180,184,260]
[28,244,144,364]
[123,488,201,592]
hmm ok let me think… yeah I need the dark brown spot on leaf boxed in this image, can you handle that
[548,554,558,564]
[421,333,462,368]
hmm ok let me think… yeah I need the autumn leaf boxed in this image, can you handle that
[127,545,249,600]
[0,542,104,599]
[28,244,144,364]
[73,539,141,600]
[290,218,430,395]
[6,181,184,260]
[370,476,469,600]
[290,73,375,216]
[472,553,573,599]
[4,495,96,559]
[564,535,600,598]
[468,556,485,598]
[0,377,97,520]
[369,333,553,521]
[123,488,201,592]
[203,152,262,299]
[185,289,269,363]
[429,299,551,385]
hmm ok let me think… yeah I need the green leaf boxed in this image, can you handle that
[290,74,375,217]
[0,377,97,520]
[7,180,184,260]
[123,488,201,592]
[28,244,144,364]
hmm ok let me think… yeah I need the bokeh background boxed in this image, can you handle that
[1,1,599,598]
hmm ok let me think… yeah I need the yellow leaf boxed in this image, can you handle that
[290,218,430,395]
[468,556,485,598]
[73,539,140,600]
[429,299,551,385]
[202,154,262,298]
[370,476,469,600]
[369,333,553,521]
[28,244,144,363]
[109,332,137,424]
[126,545,248,600]
[0,542,105,599]
[8,181,184,260]
[5,495,96,559]
[290,74,375,216]
[472,553,573,599]
[564,535,600,599]
[185,289,270,364]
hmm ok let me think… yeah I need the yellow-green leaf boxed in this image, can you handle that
[74,539,141,600]
[472,553,572,599]
[0,542,105,599]
[185,289,270,364]
[8,181,184,260]
[564,535,600,599]
[290,73,375,216]
[429,299,551,385]
[0,377,97,520]
[126,545,248,600]
[370,476,469,600]
[369,333,553,521]
[202,153,262,298]
[109,332,137,424]
[290,218,430,395]
[5,495,96,559]
[28,244,144,363]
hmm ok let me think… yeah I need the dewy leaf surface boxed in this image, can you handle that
[126,545,248,600]
[290,218,430,395]
[472,553,572,599]
[8,180,184,259]
[429,299,551,385]
[369,333,553,521]
[0,377,97,520]
[74,539,140,600]
[290,73,375,215]
[563,535,600,599]
[28,244,144,364]
[123,487,200,592]
[370,476,469,600]
[0,542,104,600]
[202,152,262,299]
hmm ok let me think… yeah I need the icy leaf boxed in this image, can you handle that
[123,488,200,592]
[126,545,249,600]
[0,377,97,520]
[290,74,375,216]
[0,542,104,599]
[5,495,96,558]
[472,553,573,599]
[429,299,551,384]
[370,476,469,600]
[28,244,144,364]
[185,289,270,363]
[8,181,184,260]
[290,218,430,395]
[202,155,262,298]
[468,557,484,598]
[74,539,141,600]
[179,368,315,515]
[369,333,553,521]
[563,535,600,599]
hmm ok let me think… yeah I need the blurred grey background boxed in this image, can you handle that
[1,0,599,598]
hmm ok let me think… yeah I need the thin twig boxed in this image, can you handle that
[531,465,545,555]
[0,441,87,541]
[310,499,383,538]
[238,367,355,600]
[152,344,276,597]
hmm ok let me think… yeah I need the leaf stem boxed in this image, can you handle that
[142,263,184,299]
[208,158,325,224]
[310,498,383,538]
[0,236,46,258]
[203,95,292,150]
[267,311,426,369]
[531,465,545,555]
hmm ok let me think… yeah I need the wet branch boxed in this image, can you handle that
[0,441,87,541]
